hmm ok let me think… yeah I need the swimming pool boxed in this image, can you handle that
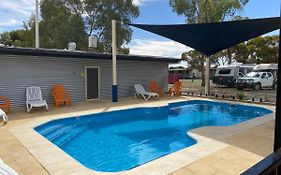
[34,100,272,172]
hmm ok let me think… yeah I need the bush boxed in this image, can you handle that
[237,91,245,100]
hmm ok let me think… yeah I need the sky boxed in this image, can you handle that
[0,0,280,59]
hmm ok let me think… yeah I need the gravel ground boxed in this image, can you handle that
[173,79,277,102]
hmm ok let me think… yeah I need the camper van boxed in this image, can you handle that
[213,64,255,87]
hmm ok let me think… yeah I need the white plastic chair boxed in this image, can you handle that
[26,86,49,112]
[0,159,18,175]
[134,84,159,101]
[0,108,8,123]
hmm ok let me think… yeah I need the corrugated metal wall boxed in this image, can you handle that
[0,54,168,110]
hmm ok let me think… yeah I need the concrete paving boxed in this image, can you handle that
[0,97,275,175]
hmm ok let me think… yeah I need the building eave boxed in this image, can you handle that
[0,47,180,63]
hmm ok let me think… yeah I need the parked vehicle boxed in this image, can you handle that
[236,71,276,91]
[213,65,238,87]
[253,63,278,82]
[213,66,248,87]
[213,64,256,87]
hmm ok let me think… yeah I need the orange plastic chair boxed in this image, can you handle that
[149,81,164,97]
[0,96,11,113]
[52,84,72,107]
[169,81,182,96]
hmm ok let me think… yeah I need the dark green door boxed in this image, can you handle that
[86,67,99,99]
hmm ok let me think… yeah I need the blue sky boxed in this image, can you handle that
[0,0,280,58]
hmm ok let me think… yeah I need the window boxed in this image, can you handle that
[261,73,266,79]
[247,72,260,78]
[218,69,231,74]
[267,73,272,77]
[238,72,244,78]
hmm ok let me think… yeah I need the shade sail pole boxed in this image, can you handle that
[35,0,39,48]
[271,4,281,174]
[205,57,210,95]
[273,2,281,152]
[112,20,118,102]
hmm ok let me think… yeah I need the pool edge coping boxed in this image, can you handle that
[9,97,275,175]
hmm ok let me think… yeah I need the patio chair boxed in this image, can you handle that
[0,96,11,114]
[134,84,159,101]
[0,108,8,124]
[149,81,164,97]
[169,81,182,96]
[51,84,72,107]
[26,86,49,112]
[0,159,18,175]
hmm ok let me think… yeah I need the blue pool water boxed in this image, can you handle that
[34,100,272,172]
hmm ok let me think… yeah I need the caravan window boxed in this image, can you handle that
[218,69,231,74]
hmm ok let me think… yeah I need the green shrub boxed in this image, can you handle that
[237,91,245,100]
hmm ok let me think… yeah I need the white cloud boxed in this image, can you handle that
[0,0,36,32]
[132,0,157,6]
[0,0,35,16]
[128,38,192,58]
[0,19,21,27]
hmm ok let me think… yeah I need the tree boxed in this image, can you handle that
[182,50,217,86]
[169,0,249,24]
[0,16,35,47]
[60,0,139,53]
[1,0,139,53]
[83,0,139,53]
[233,35,279,64]
[39,0,88,50]
[170,0,249,85]
[0,32,12,46]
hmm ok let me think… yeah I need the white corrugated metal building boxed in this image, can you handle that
[0,47,179,110]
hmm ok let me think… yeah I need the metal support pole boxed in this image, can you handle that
[272,3,281,174]
[205,56,210,95]
[35,0,39,48]
[274,0,281,152]
[112,20,118,102]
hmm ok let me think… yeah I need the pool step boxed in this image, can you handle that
[41,122,87,147]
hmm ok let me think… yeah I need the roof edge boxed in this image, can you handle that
[0,47,180,63]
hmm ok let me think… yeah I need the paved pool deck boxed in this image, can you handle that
[0,96,275,175]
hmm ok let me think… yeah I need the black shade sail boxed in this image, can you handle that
[129,17,280,56]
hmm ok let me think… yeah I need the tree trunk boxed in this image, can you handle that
[201,59,205,87]
[201,73,205,87]
[201,64,205,87]
[227,48,232,64]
